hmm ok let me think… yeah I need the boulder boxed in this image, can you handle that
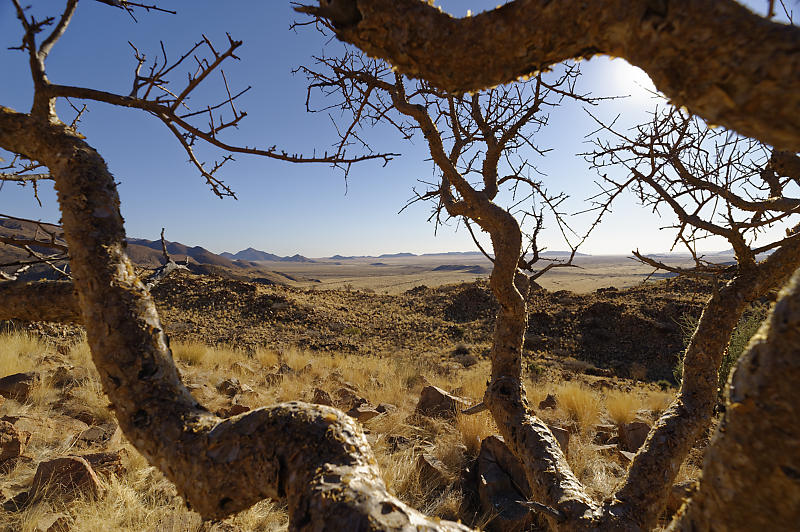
[311,388,334,406]
[416,453,450,489]
[0,372,39,401]
[76,422,119,447]
[619,420,651,452]
[0,420,30,464]
[477,436,534,531]
[28,456,104,503]
[346,405,381,423]
[80,450,126,479]
[593,424,618,445]
[334,387,367,410]
[414,386,469,419]
[216,378,242,397]
[538,393,558,410]
[548,425,570,455]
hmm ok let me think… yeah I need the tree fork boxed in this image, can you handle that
[304,0,800,152]
[0,106,471,530]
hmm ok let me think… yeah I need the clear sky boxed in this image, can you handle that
[0,0,782,257]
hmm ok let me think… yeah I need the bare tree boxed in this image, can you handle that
[299,0,800,152]
[583,108,800,529]
[0,2,471,530]
[2,1,799,530]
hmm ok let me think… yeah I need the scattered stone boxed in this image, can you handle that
[375,403,397,414]
[589,379,613,390]
[49,365,90,388]
[4,413,89,445]
[538,393,558,410]
[593,424,618,445]
[0,372,39,401]
[665,480,696,518]
[76,422,118,447]
[0,420,30,464]
[416,453,450,489]
[477,436,535,531]
[311,388,333,406]
[80,450,126,479]
[34,511,70,532]
[27,456,104,504]
[334,387,367,410]
[216,378,242,397]
[619,420,651,452]
[346,405,381,423]
[414,385,469,419]
[617,450,636,464]
[548,425,570,455]
[276,362,295,375]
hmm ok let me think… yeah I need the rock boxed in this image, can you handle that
[619,420,651,452]
[216,378,242,397]
[0,420,30,464]
[617,450,636,464]
[665,480,696,518]
[386,435,410,450]
[416,453,450,489]
[311,388,333,406]
[477,436,534,531]
[414,386,469,419]
[593,424,618,445]
[49,365,90,388]
[0,372,39,401]
[334,387,367,410]
[538,393,558,410]
[35,511,70,532]
[27,456,104,503]
[276,362,295,375]
[548,425,570,455]
[76,422,118,447]
[375,403,397,414]
[346,405,381,423]
[80,450,126,479]
[4,413,89,445]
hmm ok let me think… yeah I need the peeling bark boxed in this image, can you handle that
[0,105,471,530]
[669,267,800,531]
[0,280,80,323]
[308,0,800,151]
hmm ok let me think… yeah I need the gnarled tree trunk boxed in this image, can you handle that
[0,105,471,531]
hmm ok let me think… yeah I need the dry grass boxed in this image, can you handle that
[604,390,643,426]
[0,332,700,532]
[555,382,602,430]
[0,330,49,377]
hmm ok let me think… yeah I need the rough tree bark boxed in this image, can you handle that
[303,0,800,152]
[669,268,800,531]
[0,105,470,531]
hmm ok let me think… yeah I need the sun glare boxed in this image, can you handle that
[609,59,657,98]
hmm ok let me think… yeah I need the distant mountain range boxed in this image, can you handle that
[220,247,316,263]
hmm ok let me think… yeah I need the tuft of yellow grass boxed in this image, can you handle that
[456,410,496,457]
[0,330,49,377]
[171,341,242,369]
[604,390,642,426]
[556,382,601,430]
[642,388,676,415]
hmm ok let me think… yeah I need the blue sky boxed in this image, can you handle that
[0,0,779,257]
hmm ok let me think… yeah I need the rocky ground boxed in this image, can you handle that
[0,272,721,531]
